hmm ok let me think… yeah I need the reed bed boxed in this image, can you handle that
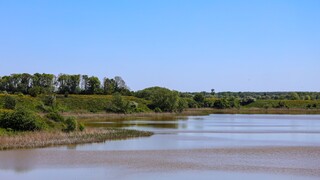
[0,128,153,150]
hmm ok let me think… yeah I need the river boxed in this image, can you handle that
[0,114,320,180]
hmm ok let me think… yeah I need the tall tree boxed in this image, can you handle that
[86,76,101,94]
[103,78,116,95]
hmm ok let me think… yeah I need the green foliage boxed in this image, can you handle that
[106,93,128,113]
[213,99,230,109]
[42,95,56,107]
[45,112,64,122]
[289,92,300,100]
[0,108,47,131]
[277,101,289,108]
[78,122,85,131]
[0,73,130,96]
[64,117,77,132]
[154,107,162,113]
[57,74,81,94]
[243,100,320,109]
[136,87,181,112]
[4,95,16,109]
[105,93,139,113]
[240,97,256,106]
[82,76,102,94]
[29,87,41,97]
[32,73,55,94]
[203,98,216,108]
[212,98,240,109]
[193,93,205,103]
[177,98,188,113]
[184,98,198,108]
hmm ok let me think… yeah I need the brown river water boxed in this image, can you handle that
[1,114,320,180]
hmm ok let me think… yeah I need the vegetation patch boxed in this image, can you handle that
[0,128,153,150]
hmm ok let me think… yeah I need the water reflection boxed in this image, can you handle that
[1,114,320,178]
[85,119,186,129]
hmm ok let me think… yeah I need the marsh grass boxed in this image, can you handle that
[0,128,153,150]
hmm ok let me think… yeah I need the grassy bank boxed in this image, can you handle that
[66,108,320,124]
[0,94,151,113]
[0,128,153,151]
[1,94,320,114]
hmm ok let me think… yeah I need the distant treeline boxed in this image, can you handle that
[0,73,131,96]
[182,91,320,101]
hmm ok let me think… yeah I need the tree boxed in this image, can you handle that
[57,74,81,94]
[136,87,180,112]
[114,76,127,90]
[103,78,116,95]
[32,73,55,94]
[193,93,205,103]
[86,76,101,94]
[213,99,230,109]
[304,95,311,100]
[211,89,215,96]
[177,98,188,113]
[289,92,300,100]
[18,73,32,94]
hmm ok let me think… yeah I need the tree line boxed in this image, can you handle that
[0,73,131,96]
[182,91,320,101]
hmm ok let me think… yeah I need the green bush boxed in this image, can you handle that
[4,95,16,109]
[29,87,41,97]
[177,98,188,113]
[240,97,256,106]
[213,99,230,109]
[42,95,56,107]
[0,108,47,131]
[45,112,64,122]
[136,87,180,112]
[154,107,162,113]
[106,93,131,113]
[78,122,85,131]
[64,117,77,132]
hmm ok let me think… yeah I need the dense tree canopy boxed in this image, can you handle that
[135,87,186,112]
[0,73,130,96]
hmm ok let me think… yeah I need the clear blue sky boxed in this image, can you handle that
[0,0,319,92]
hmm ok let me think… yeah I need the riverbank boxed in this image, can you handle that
[0,128,153,151]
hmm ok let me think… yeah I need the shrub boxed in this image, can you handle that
[213,99,230,109]
[240,97,256,106]
[193,93,205,103]
[43,95,56,107]
[106,93,129,113]
[276,101,288,108]
[4,95,16,109]
[45,112,64,122]
[154,107,162,113]
[78,122,85,131]
[64,117,77,132]
[0,108,47,131]
[29,87,41,97]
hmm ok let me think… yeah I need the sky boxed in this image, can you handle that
[0,0,319,92]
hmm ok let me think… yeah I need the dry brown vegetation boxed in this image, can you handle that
[0,128,153,151]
